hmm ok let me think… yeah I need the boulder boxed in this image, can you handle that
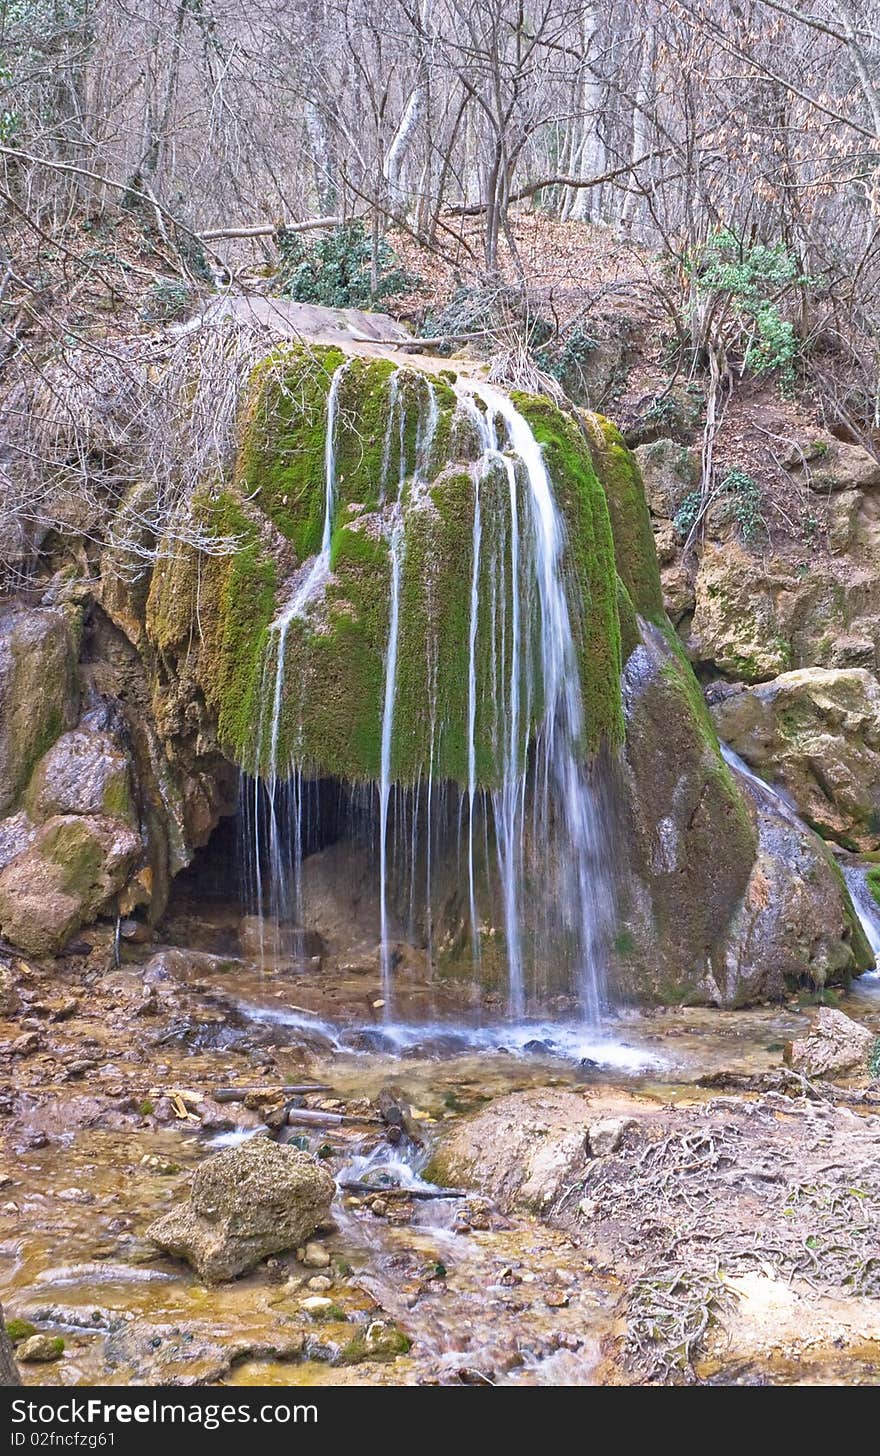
[786,1007,878,1080]
[146,1136,336,1282]
[0,814,142,955]
[711,668,880,851]
[719,759,872,1001]
[16,1334,64,1363]
[24,723,136,824]
[615,621,758,1004]
[425,1089,592,1212]
[688,543,793,681]
[785,438,880,494]
[633,438,699,521]
[0,606,79,816]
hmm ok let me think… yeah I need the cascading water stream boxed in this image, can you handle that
[378,379,440,1006]
[246,362,615,1027]
[841,866,880,969]
[453,379,612,1022]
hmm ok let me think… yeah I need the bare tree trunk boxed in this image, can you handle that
[383,55,428,220]
[566,5,605,223]
[620,26,655,231]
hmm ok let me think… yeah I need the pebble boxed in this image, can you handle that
[306,1275,334,1292]
[370,1199,388,1218]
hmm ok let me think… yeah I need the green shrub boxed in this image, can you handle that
[720,467,764,543]
[686,229,811,391]
[277,221,415,307]
[673,489,702,538]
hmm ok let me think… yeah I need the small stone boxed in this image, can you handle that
[17,1334,65,1363]
[301,1240,330,1268]
[300,1296,333,1316]
[307,1275,333,1292]
[545,1290,570,1308]
[370,1199,388,1218]
[587,1117,637,1156]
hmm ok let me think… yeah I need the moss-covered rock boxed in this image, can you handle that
[151,349,627,785]
[614,621,758,1004]
[0,606,79,816]
[711,667,880,852]
[581,412,665,630]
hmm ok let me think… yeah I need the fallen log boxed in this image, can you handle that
[286,1108,383,1128]
[339,1180,467,1200]
[200,216,345,242]
[213,1084,332,1103]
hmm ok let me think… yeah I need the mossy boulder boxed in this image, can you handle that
[0,814,141,955]
[0,606,79,816]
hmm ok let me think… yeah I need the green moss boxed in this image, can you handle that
[868,867,880,908]
[183,356,636,783]
[39,819,107,900]
[513,392,624,749]
[582,413,664,626]
[338,1326,412,1363]
[6,1319,36,1343]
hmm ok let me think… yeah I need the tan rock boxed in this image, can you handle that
[426,1089,592,1212]
[0,814,142,955]
[786,1007,877,1080]
[711,667,880,851]
[146,1136,335,1283]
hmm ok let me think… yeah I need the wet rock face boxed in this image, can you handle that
[0,814,141,956]
[720,769,871,1002]
[0,605,79,816]
[786,1006,878,1080]
[616,622,757,1004]
[712,668,880,852]
[146,1136,336,1283]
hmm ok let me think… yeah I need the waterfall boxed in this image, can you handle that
[452,380,612,1022]
[245,362,615,1025]
[378,378,440,1004]
[842,864,880,968]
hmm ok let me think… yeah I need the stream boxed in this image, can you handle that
[3,896,879,1387]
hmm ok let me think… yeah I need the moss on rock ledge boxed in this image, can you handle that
[153,348,643,787]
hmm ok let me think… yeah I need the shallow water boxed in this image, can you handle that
[4,926,880,1387]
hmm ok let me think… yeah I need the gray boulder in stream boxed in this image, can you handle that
[146,1136,335,1282]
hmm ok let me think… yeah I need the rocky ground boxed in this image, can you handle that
[3,917,880,1387]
